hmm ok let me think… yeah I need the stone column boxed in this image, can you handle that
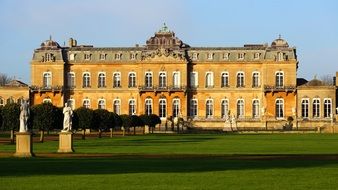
[14,132,34,157]
[58,132,74,153]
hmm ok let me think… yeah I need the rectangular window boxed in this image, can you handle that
[173,72,180,88]
[190,99,198,118]
[324,99,331,118]
[190,72,198,88]
[221,72,229,87]
[128,73,136,88]
[205,72,214,88]
[301,99,309,118]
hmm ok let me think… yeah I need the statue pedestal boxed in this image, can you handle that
[14,132,34,157]
[58,132,74,153]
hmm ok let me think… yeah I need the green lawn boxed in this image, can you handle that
[1,133,338,154]
[1,134,338,189]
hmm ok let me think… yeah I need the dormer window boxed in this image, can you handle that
[43,53,55,62]
[84,54,91,60]
[192,53,199,60]
[99,53,106,60]
[207,53,214,60]
[69,53,76,61]
[115,53,122,60]
[238,53,245,60]
[254,52,260,60]
[130,53,136,60]
[223,53,230,60]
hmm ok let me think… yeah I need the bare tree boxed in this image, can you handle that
[0,73,13,86]
[319,74,334,86]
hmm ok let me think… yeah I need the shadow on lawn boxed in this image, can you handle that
[1,157,338,177]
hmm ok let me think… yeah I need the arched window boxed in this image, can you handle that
[221,99,229,118]
[128,72,136,88]
[172,99,180,117]
[83,99,90,108]
[159,99,166,118]
[190,99,198,118]
[129,99,136,115]
[324,98,331,118]
[275,71,284,88]
[313,98,320,118]
[206,99,213,118]
[17,97,24,104]
[145,72,153,88]
[276,99,284,119]
[252,72,260,88]
[145,98,153,115]
[43,98,51,103]
[98,99,106,109]
[7,97,14,104]
[237,72,244,87]
[113,99,120,114]
[98,72,106,88]
[221,72,229,87]
[159,72,167,88]
[173,72,180,88]
[43,72,52,88]
[252,99,259,118]
[301,99,309,118]
[113,72,121,88]
[83,72,91,88]
[67,72,75,88]
[237,99,244,118]
[205,72,213,88]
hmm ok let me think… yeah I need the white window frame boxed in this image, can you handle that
[278,52,284,61]
[237,99,245,118]
[43,98,52,103]
[276,98,284,119]
[236,72,245,87]
[172,98,180,118]
[128,99,136,115]
[145,98,153,115]
[206,99,214,118]
[252,99,260,118]
[190,99,198,118]
[173,71,180,88]
[275,71,284,88]
[159,98,167,118]
[221,72,229,87]
[324,98,332,118]
[238,53,245,60]
[115,53,122,60]
[223,52,230,60]
[190,72,198,88]
[221,99,229,118]
[113,99,121,115]
[98,99,106,109]
[159,72,167,88]
[205,72,214,88]
[84,54,91,60]
[145,72,153,88]
[98,72,106,88]
[254,52,260,60]
[69,53,76,61]
[301,98,309,118]
[113,72,121,88]
[83,72,91,88]
[192,53,198,60]
[43,72,52,88]
[128,72,136,88]
[130,53,136,60]
[252,72,260,88]
[99,53,106,60]
[83,99,91,108]
[67,72,75,88]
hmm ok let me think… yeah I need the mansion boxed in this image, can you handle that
[1,25,337,130]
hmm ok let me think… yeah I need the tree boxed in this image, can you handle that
[1,103,20,143]
[109,112,122,137]
[120,114,132,136]
[74,107,94,140]
[320,74,334,85]
[0,73,13,86]
[140,114,161,133]
[131,115,144,135]
[93,109,112,138]
[31,103,59,142]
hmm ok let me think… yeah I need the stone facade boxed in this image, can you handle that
[1,25,334,130]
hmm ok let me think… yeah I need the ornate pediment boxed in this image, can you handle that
[141,48,185,62]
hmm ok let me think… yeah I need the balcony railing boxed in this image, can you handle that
[264,85,296,92]
[30,85,63,92]
[138,85,186,92]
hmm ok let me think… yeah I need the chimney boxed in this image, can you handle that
[68,38,77,47]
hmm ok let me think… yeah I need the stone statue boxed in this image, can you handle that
[62,103,73,132]
[19,100,30,132]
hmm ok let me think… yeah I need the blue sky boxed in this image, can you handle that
[0,0,337,83]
